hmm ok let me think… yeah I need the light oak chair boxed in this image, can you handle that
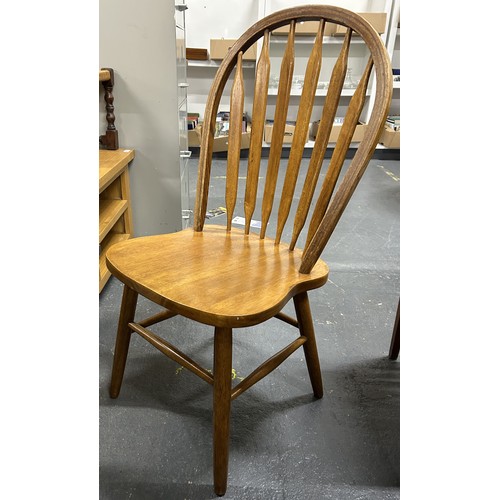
[106,5,392,496]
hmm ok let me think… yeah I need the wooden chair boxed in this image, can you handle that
[105,6,392,496]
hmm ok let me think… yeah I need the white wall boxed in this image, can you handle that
[100,0,183,236]
[185,0,261,47]
[265,0,387,13]
[184,0,261,118]
[184,0,395,123]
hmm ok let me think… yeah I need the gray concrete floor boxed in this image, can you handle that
[99,156,400,499]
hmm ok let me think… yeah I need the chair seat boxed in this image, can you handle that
[106,225,329,327]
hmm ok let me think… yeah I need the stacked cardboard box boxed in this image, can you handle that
[272,21,335,36]
[379,127,400,148]
[264,122,296,144]
[310,120,366,143]
[334,12,387,35]
[379,115,400,148]
[272,13,387,37]
[188,120,252,152]
[210,40,257,60]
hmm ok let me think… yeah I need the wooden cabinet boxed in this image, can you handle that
[99,148,135,292]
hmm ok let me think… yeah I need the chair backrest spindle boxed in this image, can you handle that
[305,56,374,250]
[289,28,352,250]
[275,19,325,245]
[259,21,295,239]
[225,52,245,231]
[244,30,271,234]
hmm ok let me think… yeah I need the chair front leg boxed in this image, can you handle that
[109,284,138,398]
[293,291,323,398]
[213,327,233,496]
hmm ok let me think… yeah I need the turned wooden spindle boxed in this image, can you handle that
[100,67,119,150]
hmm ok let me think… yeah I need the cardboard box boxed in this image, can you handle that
[189,124,252,152]
[264,123,296,144]
[210,39,257,60]
[272,21,336,36]
[188,128,200,147]
[334,12,387,35]
[379,126,400,148]
[310,121,366,143]
[186,47,208,60]
[211,131,251,152]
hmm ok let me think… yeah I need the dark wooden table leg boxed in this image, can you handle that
[389,299,400,360]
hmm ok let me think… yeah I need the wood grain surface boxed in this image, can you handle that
[106,225,329,327]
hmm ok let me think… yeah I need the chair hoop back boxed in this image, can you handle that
[193,5,393,274]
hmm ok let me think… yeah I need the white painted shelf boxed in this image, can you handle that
[270,35,367,45]
[188,60,255,69]
[267,88,370,97]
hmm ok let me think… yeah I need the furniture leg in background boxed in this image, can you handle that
[389,299,400,360]
[100,67,119,150]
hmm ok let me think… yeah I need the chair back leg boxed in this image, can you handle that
[294,292,324,398]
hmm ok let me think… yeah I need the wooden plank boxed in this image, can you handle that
[99,199,128,243]
[99,232,130,291]
[244,30,270,234]
[100,148,134,291]
[119,166,134,236]
[275,20,325,245]
[225,52,245,231]
[290,29,352,251]
[260,21,295,239]
[99,148,135,193]
[305,57,374,250]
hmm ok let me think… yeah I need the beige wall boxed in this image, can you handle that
[100,0,184,236]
